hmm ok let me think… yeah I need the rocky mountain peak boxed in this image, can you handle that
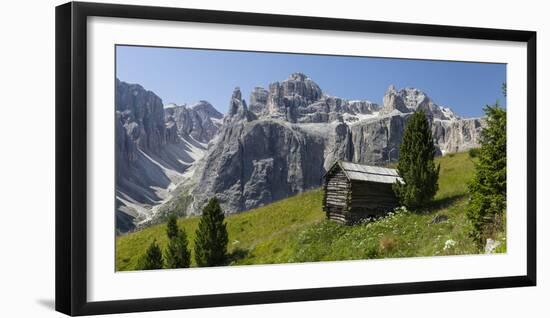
[232,86,242,101]
[288,72,308,81]
[115,79,166,153]
[192,100,223,119]
[381,85,458,120]
[399,87,430,110]
[381,84,409,115]
[258,73,324,122]
[249,73,382,124]
[228,87,243,116]
[270,73,323,102]
[164,101,222,144]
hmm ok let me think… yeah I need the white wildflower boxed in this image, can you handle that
[443,239,457,250]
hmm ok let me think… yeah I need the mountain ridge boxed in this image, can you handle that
[115,73,484,232]
[115,79,221,232]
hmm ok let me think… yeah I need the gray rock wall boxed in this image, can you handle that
[115,80,221,232]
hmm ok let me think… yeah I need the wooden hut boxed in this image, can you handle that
[323,161,402,224]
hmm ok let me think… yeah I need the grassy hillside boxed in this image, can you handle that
[116,152,503,271]
[116,187,324,270]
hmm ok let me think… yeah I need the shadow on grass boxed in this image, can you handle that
[421,194,467,213]
[227,247,250,264]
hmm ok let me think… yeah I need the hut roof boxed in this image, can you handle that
[333,161,402,184]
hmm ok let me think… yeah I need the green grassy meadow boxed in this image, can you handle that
[116,152,505,271]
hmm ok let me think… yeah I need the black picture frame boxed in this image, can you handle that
[55,1,537,316]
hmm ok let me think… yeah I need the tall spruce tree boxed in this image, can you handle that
[194,198,229,267]
[166,213,179,240]
[393,110,440,208]
[165,214,191,268]
[137,239,164,270]
[466,103,506,243]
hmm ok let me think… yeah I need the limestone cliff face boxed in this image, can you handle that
[349,114,484,165]
[434,118,485,154]
[189,87,353,215]
[115,79,220,232]
[350,114,409,164]
[116,79,167,154]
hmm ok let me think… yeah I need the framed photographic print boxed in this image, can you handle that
[55,1,536,316]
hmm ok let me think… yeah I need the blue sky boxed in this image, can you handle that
[116,45,506,118]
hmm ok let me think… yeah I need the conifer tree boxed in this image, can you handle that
[467,103,506,242]
[166,213,179,240]
[194,198,229,267]
[165,214,191,268]
[137,239,163,270]
[393,110,440,208]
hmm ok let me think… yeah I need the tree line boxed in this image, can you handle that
[138,197,229,270]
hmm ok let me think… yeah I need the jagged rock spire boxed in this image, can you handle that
[228,87,247,116]
[232,87,242,101]
[227,87,255,122]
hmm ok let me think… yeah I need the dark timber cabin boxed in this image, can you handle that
[323,161,402,224]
